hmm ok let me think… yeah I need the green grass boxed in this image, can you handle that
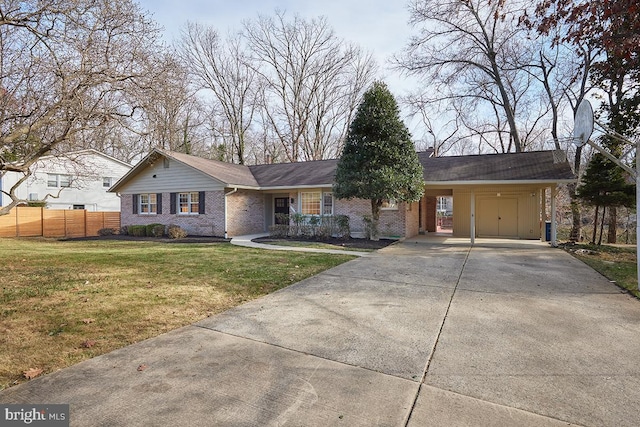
[0,238,355,390]
[566,243,639,298]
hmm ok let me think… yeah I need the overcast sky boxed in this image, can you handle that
[136,0,423,131]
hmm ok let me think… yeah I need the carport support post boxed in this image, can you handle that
[470,189,475,245]
[550,186,557,247]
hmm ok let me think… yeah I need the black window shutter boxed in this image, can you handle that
[156,193,162,214]
[170,193,176,214]
[199,191,205,214]
[132,194,138,214]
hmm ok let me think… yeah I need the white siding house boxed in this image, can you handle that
[0,149,131,211]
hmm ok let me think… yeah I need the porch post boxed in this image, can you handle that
[470,189,475,244]
[550,186,557,247]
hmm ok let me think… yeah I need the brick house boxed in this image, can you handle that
[109,148,574,241]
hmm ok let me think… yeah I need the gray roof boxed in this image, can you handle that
[249,159,338,188]
[111,148,574,192]
[422,150,575,183]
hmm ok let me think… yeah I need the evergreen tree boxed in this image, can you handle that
[333,81,424,239]
[576,152,635,244]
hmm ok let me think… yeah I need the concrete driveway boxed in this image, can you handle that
[2,236,640,426]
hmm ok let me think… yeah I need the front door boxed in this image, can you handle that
[274,197,289,224]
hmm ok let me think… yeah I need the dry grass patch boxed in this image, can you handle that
[564,242,638,298]
[0,238,354,389]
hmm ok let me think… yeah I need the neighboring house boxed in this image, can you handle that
[110,148,575,240]
[0,149,132,211]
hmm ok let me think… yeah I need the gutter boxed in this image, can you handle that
[224,187,238,239]
[423,179,576,186]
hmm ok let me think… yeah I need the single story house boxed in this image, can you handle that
[109,148,575,242]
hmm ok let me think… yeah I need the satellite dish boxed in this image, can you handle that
[573,100,594,147]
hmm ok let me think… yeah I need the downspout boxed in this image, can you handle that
[224,188,238,239]
[470,189,475,245]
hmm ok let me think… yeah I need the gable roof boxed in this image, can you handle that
[110,148,258,192]
[422,150,575,184]
[110,147,574,193]
[163,150,258,187]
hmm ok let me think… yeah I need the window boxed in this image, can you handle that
[47,174,72,188]
[300,192,333,215]
[301,192,321,215]
[381,199,398,210]
[139,193,157,214]
[73,204,85,210]
[178,192,199,214]
[322,192,333,215]
[103,177,113,188]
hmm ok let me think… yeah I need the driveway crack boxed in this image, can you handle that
[402,244,472,426]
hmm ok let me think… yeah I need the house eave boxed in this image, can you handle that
[258,184,334,191]
[424,179,576,186]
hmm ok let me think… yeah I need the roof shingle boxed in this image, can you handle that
[422,150,575,183]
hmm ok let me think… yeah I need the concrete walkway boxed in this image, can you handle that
[2,237,640,426]
[230,233,372,256]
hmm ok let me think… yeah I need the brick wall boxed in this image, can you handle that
[226,189,265,236]
[121,191,226,236]
[334,198,410,238]
[334,198,370,235]
[404,202,420,237]
[121,190,416,238]
[379,206,407,237]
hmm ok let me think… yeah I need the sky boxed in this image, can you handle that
[135,0,424,133]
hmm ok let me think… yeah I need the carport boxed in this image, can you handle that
[418,150,575,244]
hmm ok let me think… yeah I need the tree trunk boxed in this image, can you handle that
[592,205,599,244]
[598,206,606,245]
[607,207,617,243]
[568,184,582,242]
[369,199,382,241]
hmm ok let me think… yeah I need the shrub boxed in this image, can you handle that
[362,215,378,241]
[268,224,289,238]
[274,213,289,225]
[290,213,305,236]
[98,227,117,236]
[119,226,129,235]
[167,224,188,239]
[146,223,165,237]
[334,215,350,239]
[128,225,147,237]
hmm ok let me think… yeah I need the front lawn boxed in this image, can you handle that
[0,238,355,390]
[563,243,639,298]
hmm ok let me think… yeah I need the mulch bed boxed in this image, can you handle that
[253,237,396,250]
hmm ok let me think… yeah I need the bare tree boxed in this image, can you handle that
[0,0,161,214]
[179,23,260,164]
[397,0,539,153]
[131,53,211,157]
[243,11,377,162]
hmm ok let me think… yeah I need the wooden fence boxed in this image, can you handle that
[0,207,120,238]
